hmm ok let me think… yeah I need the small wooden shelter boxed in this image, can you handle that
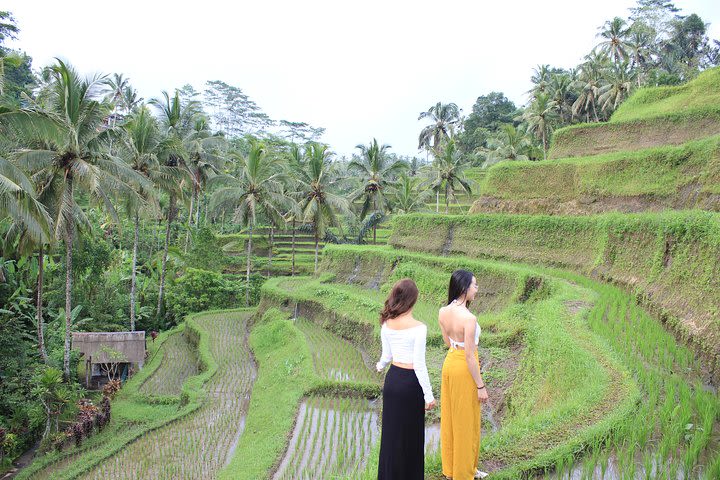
[72,331,146,389]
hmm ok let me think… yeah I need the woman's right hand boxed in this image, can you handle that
[477,387,488,403]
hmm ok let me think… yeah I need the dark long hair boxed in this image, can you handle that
[380,278,419,324]
[448,269,474,308]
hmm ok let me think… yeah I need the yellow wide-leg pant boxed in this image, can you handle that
[440,348,481,480]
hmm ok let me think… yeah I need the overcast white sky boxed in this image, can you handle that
[4,0,720,158]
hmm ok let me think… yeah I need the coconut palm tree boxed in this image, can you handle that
[1,59,147,379]
[209,139,290,304]
[573,52,609,122]
[0,156,52,362]
[484,124,532,166]
[293,142,349,273]
[529,64,553,98]
[390,175,432,214]
[597,17,631,64]
[119,105,184,330]
[423,139,473,214]
[417,102,461,151]
[349,139,405,243]
[628,24,654,85]
[150,90,198,318]
[548,72,575,123]
[522,93,558,160]
[598,62,637,113]
[285,143,306,277]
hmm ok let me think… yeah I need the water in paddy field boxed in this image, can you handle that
[272,397,446,479]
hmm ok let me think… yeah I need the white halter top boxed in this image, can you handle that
[449,322,481,349]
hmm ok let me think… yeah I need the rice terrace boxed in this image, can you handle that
[0,1,719,479]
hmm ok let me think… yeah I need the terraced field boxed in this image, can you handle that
[273,396,380,479]
[138,330,199,396]
[296,319,378,383]
[81,312,255,479]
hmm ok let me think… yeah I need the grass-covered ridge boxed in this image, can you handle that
[611,66,720,123]
[471,135,720,215]
[549,68,720,159]
[256,244,644,478]
[391,212,720,383]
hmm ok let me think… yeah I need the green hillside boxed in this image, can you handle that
[471,135,720,215]
[550,67,720,158]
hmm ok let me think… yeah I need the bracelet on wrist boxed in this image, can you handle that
[477,385,485,389]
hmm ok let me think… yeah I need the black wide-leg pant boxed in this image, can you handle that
[377,364,425,479]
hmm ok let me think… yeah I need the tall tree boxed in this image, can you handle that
[209,140,289,304]
[0,155,52,362]
[418,102,461,151]
[423,139,473,214]
[182,115,226,251]
[523,93,559,160]
[119,105,182,330]
[293,142,349,272]
[598,62,637,113]
[573,51,609,122]
[1,60,147,379]
[484,124,533,166]
[390,175,432,214]
[350,139,405,243]
[597,17,632,63]
[150,90,197,318]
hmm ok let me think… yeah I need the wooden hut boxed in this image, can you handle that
[72,331,146,389]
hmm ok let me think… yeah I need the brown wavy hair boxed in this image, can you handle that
[380,278,419,324]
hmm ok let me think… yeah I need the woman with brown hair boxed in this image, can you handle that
[376,278,436,479]
[439,269,488,479]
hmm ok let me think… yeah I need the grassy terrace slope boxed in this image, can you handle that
[549,67,720,159]
[471,136,720,215]
[391,212,720,383]
[18,310,254,480]
[255,245,642,478]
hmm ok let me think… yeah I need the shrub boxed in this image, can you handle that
[165,268,262,320]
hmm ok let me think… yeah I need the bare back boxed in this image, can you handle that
[438,304,477,350]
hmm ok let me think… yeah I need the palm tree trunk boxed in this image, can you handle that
[245,226,253,307]
[446,185,450,214]
[184,188,195,253]
[373,198,377,244]
[267,224,274,277]
[542,130,547,161]
[37,245,48,364]
[130,211,139,331]
[157,194,175,318]
[436,189,439,213]
[592,98,599,122]
[291,219,296,277]
[63,226,74,381]
[195,191,202,227]
[314,230,320,274]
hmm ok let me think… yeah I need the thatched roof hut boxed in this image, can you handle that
[72,331,146,388]
[72,331,146,364]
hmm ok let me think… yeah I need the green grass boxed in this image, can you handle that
[549,108,720,158]
[218,309,316,480]
[473,135,720,208]
[261,244,645,478]
[391,211,720,381]
[611,67,720,123]
[82,311,255,479]
[297,318,379,383]
[18,310,252,480]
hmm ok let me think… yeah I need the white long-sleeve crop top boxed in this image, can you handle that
[376,324,435,403]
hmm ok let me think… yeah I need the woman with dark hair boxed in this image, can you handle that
[438,269,488,480]
[376,278,436,479]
